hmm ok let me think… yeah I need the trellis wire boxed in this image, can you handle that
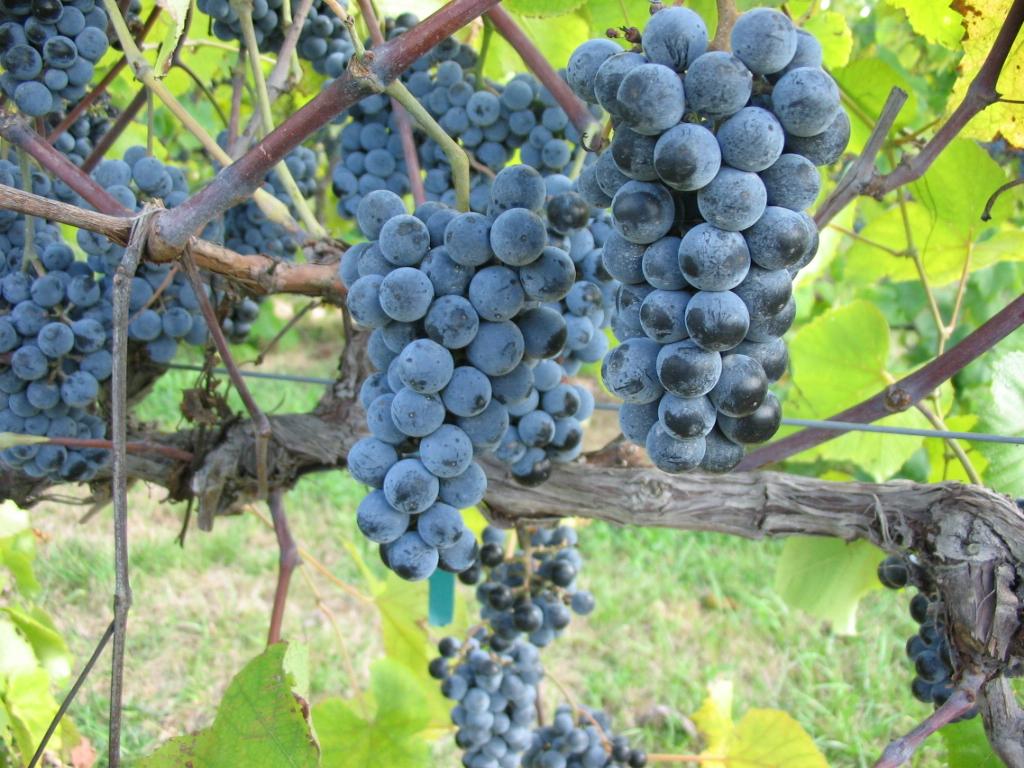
[164,363,1024,446]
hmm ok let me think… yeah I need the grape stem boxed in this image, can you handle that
[386,78,472,211]
[709,0,739,52]
[484,6,601,144]
[265,489,300,645]
[0,182,346,300]
[738,291,1024,469]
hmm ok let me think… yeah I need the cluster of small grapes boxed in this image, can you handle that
[877,555,978,719]
[567,7,849,474]
[74,147,212,363]
[196,0,354,76]
[523,707,646,768]
[431,631,543,768]
[0,0,114,117]
[0,160,110,481]
[45,100,114,167]
[344,165,588,581]
[464,526,596,650]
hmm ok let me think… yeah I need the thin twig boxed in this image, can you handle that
[914,401,982,485]
[108,208,156,768]
[27,621,115,768]
[83,87,148,173]
[180,247,273,500]
[266,488,300,644]
[248,299,320,366]
[981,177,1024,221]
[42,436,194,462]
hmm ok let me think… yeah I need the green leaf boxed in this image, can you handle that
[942,717,1003,767]
[0,531,39,596]
[885,0,964,48]
[0,503,28,539]
[950,0,1024,145]
[483,12,592,83]
[315,661,432,768]
[774,538,886,635]
[501,0,585,19]
[975,351,1024,496]
[581,0,659,37]
[0,617,37,677]
[153,0,191,75]
[802,11,853,69]
[783,301,927,479]
[137,643,318,768]
[925,414,989,483]
[5,669,61,760]
[832,58,919,154]
[910,139,1009,235]
[1,607,72,681]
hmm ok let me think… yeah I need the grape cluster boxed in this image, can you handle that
[74,147,212,363]
[462,526,595,650]
[432,631,543,768]
[0,0,115,117]
[523,706,646,768]
[877,556,978,719]
[567,7,849,474]
[0,160,110,481]
[344,165,588,581]
[196,0,354,76]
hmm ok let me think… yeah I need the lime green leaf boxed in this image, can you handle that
[775,538,885,635]
[692,679,734,754]
[925,414,989,483]
[1,607,72,681]
[942,717,1003,767]
[727,709,829,768]
[315,661,432,768]
[0,531,39,596]
[582,0,663,37]
[153,0,190,75]
[0,503,28,539]
[910,139,1009,235]
[802,11,853,69]
[0,618,37,677]
[975,351,1024,495]
[483,12,592,83]
[502,0,585,18]
[137,643,318,768]
[833,58,919,154]
[6,669,61,759]
[886,0,964,48]
[283,642,310,703]
[950,0,1024,146]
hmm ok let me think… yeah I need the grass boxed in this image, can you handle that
[22,300,950,768]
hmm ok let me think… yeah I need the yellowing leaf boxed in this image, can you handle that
[886,0,964,48]
[692,679,734,756]
[775,538,885,635]
[727,709,829,768]
[951,0,1024,146]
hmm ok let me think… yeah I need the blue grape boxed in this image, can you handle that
[36,321,74,357]
[679,224,751,291]
[59,370,98,407]
[518,247,575,302]
[641,6,707,72]
[417,501,467,548]
[348,436,399,488]
[457,399,509,452]
[730,8,797,75]
[708,353,767,417]
[347,274,389,328]
[601,337,662,404]
[645,422,705,473]
[379,267,435,322]
[438,462,487,508]
[771,67,841,137]
[639,289,691,344]
[384,458,440,515]
[383,531,439,581]
[697,168,767,232]
[490,208,546,266]
[420,424,474,478]
[615,63,685,136]
[566,38,621,103]
[759,153,820,211]
[391,387,447,437]
[784,110,851,166]
[716,107,785,173]
[685,51,752,119]
[445,212,494,267]
[700,426,745,473]
[653,123,721,192]
[379,214,430,266]
[469,266,525,322]
[357,489,410,544]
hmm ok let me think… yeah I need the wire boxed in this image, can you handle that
[164,363,1024,446]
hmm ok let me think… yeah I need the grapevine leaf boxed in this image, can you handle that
[0,531,39,596]
[0,503,28,539]
[950,0,1024,146]
[774,538,885,635]
[314,661,432,768]
[0,617,37,677]
[5,669,61,759]
[501,0,585,19]
[692,679,734,755]
[136,643,318,768]
[783,301,927,479]
[483,12,591,83]
[803,11,853,68]
[974,351,1024,495]
[910,139,1010,235]
[885,0,964,48]
[154,0,190,76]
[1,607,72,681]
[726,709,829,768]
[942,717,1003,767]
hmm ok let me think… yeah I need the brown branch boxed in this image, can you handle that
[816,0,1024,226]
[738,291,1024,469]
[151,0,504,257]
[0,183,345,301]
[485,6,599,140]
[266,488,300,644]
[709,0,739,52]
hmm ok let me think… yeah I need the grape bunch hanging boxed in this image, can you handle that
[569,6,850,474]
